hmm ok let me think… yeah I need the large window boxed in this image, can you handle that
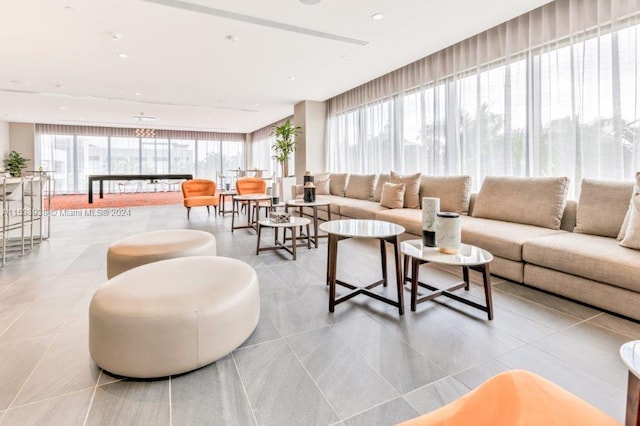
[327,8,640,198]
[38,131,245,194]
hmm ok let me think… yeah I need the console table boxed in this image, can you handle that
[87,174,193,203]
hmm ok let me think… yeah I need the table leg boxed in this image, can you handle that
[481,263,494,320]
[403,253,409,283]
[306,224,311,249]
[292,226,297,260]
[88,179,93,204]
[411,257,419,311]
[626,371,640,426]
[231,198,236,232]
[328,233,338,312]
[463,266,470,290]
[256,223,262,255]
[99,179,104,199]
[312,206,319,248]
[380,239,388,287]
[392,236,404,315]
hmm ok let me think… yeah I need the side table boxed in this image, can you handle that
[319,219,405,315]
[256,217,311,260]
[401,240,494,319]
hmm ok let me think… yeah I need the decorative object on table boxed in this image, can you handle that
[436,212,461,254]
[421,197,440,247]
[303,181,316,203]
[303,170,314,185]
[4,150,29,177]
[269,211,290,224]
[271,178,280,205]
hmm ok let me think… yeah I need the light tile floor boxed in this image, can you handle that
[0,204,638,425]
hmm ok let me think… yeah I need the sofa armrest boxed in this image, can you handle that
[291,184,304,199]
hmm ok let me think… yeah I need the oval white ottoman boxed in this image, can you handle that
[106,229,216,279]
[89,256,259,378]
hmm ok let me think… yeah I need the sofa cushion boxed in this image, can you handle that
[390,171,421,209]
[461,216,565,262]
[523,232,640,293]
[375,208,422,235]
[345,174,377,200]
[379,182,405,209]
[315,177,330,195]
[472,176,569,230]
[419,175,471,213]
[574,179,633,238]
[620,173,640,249]
[373,173,391,202]
[340,198,389,220]
[330,173,349,196]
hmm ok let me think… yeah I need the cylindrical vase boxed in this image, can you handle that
[436,212,461,254]
[422,197,440,247]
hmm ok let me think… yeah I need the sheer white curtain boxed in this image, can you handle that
[326,0,640,197]
[250,116,293,177]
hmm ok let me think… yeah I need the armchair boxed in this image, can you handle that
[181,179,218,219]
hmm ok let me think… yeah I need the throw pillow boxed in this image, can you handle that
[379,182,405,209]
[420,175,471,213]
[330,173,349,196]
[574,179,634,238]
[345,174,377,200]
[315,177,330,195]
[620,173,640,249]
[390,171,421,208]
[373,173,390,202]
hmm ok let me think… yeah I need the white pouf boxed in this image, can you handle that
[89,256,259,378]
[106,229,216,279]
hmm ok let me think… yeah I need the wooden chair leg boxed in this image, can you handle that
[187,207,191,219]
[206,206,210,215]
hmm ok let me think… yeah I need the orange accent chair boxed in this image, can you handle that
[398,370,620,426]
[181,179,218,219]
[235,177,266,195]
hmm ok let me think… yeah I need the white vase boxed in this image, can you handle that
[421,197,439,247]
[436,212,461,254]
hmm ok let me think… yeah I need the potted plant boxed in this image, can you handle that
[271,119,302,178]
[4,150,30,177]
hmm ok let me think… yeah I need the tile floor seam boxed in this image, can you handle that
[281,336,342,422]
[82,369,102,426]
[337,395,409,424]
[168,376,172,426]
[326,319,410,397]
[230,351,259,426]
[0,306,29,339]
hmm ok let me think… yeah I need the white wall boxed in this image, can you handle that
[293,100,326,183]
[0,120,10,165]
[9,122,35,170]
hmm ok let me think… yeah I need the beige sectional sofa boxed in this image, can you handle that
[292,173,640,320]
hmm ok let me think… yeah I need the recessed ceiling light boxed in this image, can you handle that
[299,0,322,4]
[134,92,142,96]
[111,33,123,41]
[134,113,155,123]
[60,106,68,110]
[341,55,348,60]
[64,6,73,11]
[116,90,124,95]
[288,76,296,81]
[207,117,213,120]
[10,80,23,85]
[371,13,384,20]
[56,84,65,89]
[226,35,239,42]
[118,53,128,58]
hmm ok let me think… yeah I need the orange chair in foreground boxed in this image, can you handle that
[398,370,620,426]
[181,179,218,219]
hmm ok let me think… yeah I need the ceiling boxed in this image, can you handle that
[0,0,553,133]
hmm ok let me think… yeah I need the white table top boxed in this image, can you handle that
[401,240,493,266]
[620,340,640,379]
[258,216,311,228]
[234,193,270,201]
[319,219,404,238]
[286,199,331,207]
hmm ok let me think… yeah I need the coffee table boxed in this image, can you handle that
[256,216,311,260]
[319,219,405,315]
[218,189,237,216]
[620,341,640,425]
[285,199,331,248]
[231,193,271,232]
[400,240,494,319]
